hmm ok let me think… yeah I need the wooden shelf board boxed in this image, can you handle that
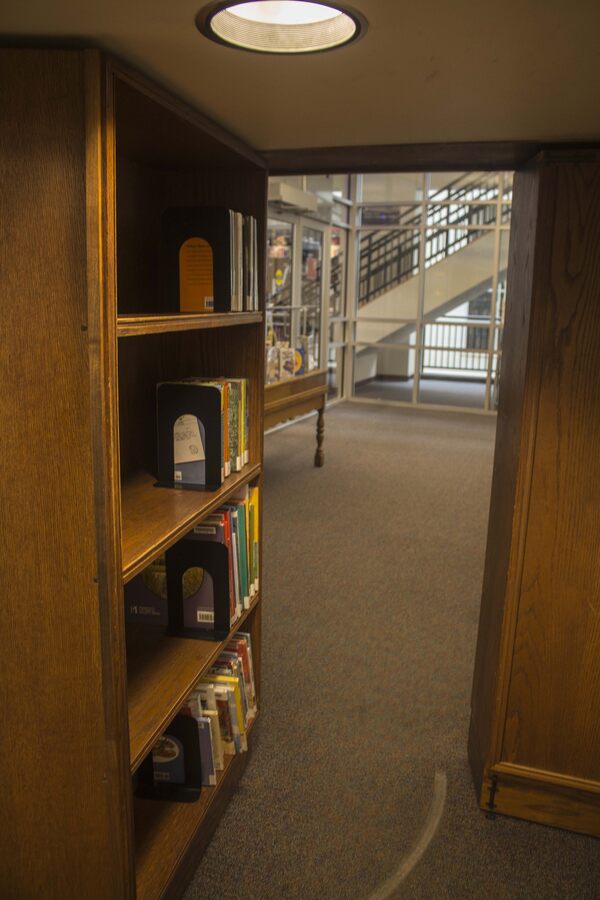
[117,311,263,337]
[128,597,260,772]
[121,464,262,583]
[134,718,258,900]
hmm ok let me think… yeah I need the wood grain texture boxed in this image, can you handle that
[121,465,261,583]
[469,165,543,785]
[485,767,600,837]
[127,600,260,770]
[1,46,267,896]
[0,49,131,898]
[264,369,327,431]
[117,311,263,337]
[134,718,258,900]
[470,152,600,833]
[501,162,600,780]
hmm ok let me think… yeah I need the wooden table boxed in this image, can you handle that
[264,368,327,466]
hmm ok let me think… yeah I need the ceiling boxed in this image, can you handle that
[2,0,600,153]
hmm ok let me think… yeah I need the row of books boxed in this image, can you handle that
[137,631,256,799]
[161,207,259,314]
[125,485,260,635]
[265,334,318,384]
[157,376,249,490]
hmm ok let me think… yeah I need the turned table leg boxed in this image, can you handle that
[314,406,325,467]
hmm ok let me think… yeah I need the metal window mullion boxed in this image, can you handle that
[346,174,360,400]
[413,172,428,404]
[484,173,503,411]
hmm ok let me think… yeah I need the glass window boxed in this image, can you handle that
[330,226,347,318]
[327,344,345,400]
[362,173,423,203]
[300,226,324,372]
[352,344,416,402]
[359,204,421,227]
[428,172,498,201]
[306,174,350,200]
[266,219,294,382]
[358,229,421,310]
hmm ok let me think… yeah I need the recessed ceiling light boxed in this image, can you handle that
[197,1,367,54]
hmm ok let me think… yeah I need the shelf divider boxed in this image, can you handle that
[121,463,261,583]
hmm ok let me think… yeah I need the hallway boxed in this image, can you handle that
[185,404,599,899]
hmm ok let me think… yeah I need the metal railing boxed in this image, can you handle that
[358,172,506,307]
[421,320,495,374]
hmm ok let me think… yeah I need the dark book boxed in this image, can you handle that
[160,207,240,313]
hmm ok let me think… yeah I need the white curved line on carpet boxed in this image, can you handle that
[367,769,448,900]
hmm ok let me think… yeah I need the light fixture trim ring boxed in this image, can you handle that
[196,0,368,55]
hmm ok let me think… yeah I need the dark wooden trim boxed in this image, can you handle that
[262,141,600,175]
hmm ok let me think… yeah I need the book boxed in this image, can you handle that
[249,486,260,592]
[228,636,257,714]
[124,555,168,625]
[207,674,247,752]
[160,207,245,313]
[190,512,237,626]
[152,733,186,785]
[157,380,225,489]
[213,684,236,755]
[180,694,216,786]
[279,347,295,379]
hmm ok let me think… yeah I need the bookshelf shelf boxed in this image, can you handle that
[121,464,262,583]
[117,311,263,337]
[134,717,258,900]
[127,597,260,771]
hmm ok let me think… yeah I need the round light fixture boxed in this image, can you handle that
[197,1,366,54]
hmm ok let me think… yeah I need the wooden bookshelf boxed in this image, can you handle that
[117,311,263,337]
[127,596,260,770]
[134,718,258,900]
[121,464,262,583]
[1,48,266,898]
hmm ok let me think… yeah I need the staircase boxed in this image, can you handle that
[357,172,507,345]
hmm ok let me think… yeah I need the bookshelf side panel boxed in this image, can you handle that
[0,49,132,898]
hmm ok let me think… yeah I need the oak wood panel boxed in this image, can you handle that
[0,49,131,898]
[121,465,262,583]
[127,600,260,770]
[501,162,600,780]
[486,767,600,837]
[87,48,136,889]
[468,165,543,790]
[264,369,327,429]
[134,718,258,900]
[117,311,263,337]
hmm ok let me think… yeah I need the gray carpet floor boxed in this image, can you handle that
[184,403,599,900]
[355,377,486,409]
